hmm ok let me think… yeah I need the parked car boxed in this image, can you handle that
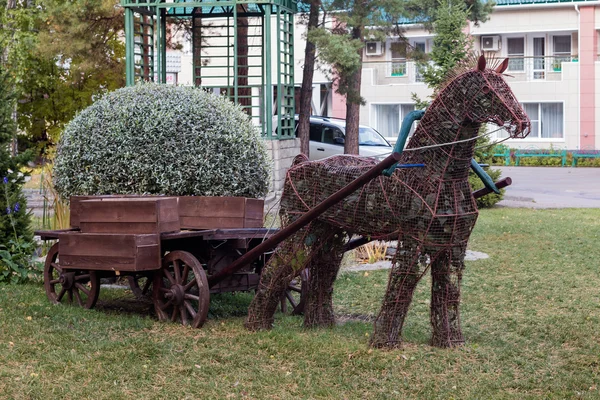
[295,116,393,161]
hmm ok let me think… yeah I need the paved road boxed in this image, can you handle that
[495,166,600,208]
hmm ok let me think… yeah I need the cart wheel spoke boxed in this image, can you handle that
[285,291,298,308]
[74,288,84,307]
[159,299,173,311]
[181,264,190,284]
[180,307,188,326]
[183,278,197,292]
[184,300,197,318]
[171,306,178,322]
[184,294,199,301]
[281,268,309,315]
[51,262,62,273]
[173,260,181,283]
[163,268,176,285]
[127,275,153,299]
[141,278,152,295]
[67,289,73,303]
[75,282,91,297]
[56,287,67,302]
[75,273,90,281]
[49,279,60,285]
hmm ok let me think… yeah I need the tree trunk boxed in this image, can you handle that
[297,0,321,156]
[344,26,363,155]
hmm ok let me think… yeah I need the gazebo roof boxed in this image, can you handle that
[121,0,298,15]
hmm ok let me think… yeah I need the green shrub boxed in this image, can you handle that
[518,156,563,166]
[0,66,36,283]
[54,84,271,199]
[469,167,505,209]
[575,158,600,167]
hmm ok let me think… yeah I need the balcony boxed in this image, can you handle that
[503,55,577,81]
[362,55,578,86]
[362,60,428,86]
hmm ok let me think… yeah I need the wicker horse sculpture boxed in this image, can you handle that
[246,55,530,348]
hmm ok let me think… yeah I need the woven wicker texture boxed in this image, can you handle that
[246,55,530,348]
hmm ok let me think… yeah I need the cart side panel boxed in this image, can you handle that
[79,198,180,234]
[178,196,264,229]
[70,195,95,228]
[58,233,160,272]
[244,199,265,228]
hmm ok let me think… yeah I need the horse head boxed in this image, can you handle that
[439,54,531,139]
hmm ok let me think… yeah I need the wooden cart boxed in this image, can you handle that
[34,192,314,329]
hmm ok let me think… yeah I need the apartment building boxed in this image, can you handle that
[353,0,597,150]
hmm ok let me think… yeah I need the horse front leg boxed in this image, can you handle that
[245,229,313,331]
[304,225,346,328]
[430,246,466,347]
[370,236,427,349]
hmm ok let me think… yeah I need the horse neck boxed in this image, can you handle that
[406,99,481,181]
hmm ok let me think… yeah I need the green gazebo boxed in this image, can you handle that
[121,0,297,139]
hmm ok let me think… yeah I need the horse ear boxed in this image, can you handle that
[477,54,486,71]
[496,58,510,74]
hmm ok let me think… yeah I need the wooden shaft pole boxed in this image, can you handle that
[208,152,403,287]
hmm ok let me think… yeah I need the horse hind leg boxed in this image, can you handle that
[429,246,466,347]
[245,227,315,331]
[370,236,427,349]
[303,224,346,328]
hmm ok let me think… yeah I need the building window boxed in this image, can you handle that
[372,104,415,138]
[552,35,572,70]
[494,103,563,139]
[390,41,407,76]
[414,42,426,82]
[507,37,525,72]
[524,103,564,139]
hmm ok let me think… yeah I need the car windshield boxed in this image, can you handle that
[358,127,391,146]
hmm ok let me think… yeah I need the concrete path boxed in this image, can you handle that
[496,166,600,208]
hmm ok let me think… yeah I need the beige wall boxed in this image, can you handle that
[471,7,579,35]
[502,61,579,149]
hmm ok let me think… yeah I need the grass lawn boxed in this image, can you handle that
[1,208,599,399]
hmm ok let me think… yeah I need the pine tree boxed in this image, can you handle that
[414,0,503,207]
[419,0,473,89]
[304,0,492,154]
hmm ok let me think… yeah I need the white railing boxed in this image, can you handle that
[362,60,430,85]
[363,55,578,85]
[503,55,577,81]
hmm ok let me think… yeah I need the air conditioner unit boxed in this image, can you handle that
[365,41,383,56]
[481,35,501,52]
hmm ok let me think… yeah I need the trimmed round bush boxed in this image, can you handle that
[54,84,271,199]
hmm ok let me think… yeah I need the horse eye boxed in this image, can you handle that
[482,86,490,94]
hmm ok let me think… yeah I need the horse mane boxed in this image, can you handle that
[436,52,505,95]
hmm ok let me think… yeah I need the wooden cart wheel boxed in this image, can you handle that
[127,274,152,298]
[43,243,100,309]
[153,251,210,328]
[281,268,309,315]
